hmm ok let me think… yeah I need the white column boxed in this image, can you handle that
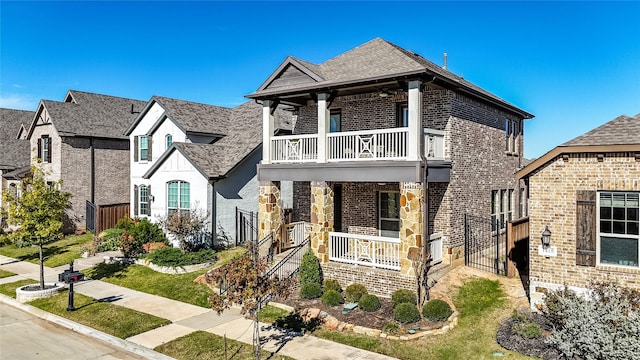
[262,100,275,164]
[317,93,330,163]
[408,80,423,161]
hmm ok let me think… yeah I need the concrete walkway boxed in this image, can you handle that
[0,253,396,360]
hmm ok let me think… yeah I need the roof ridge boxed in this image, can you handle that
[68,89,145,102]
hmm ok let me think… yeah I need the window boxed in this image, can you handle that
[397,103,409,127]
[167,181,190,215]
[139,136,149,161]
[491,189,513,229]
[134,135,152,162]
[597,192,639,268]
[379,191,400,237]
[505,119,518,153]
[329,110,341,133]
[139,185,150,216]
[37,135,52,163]
[166,134,172,149]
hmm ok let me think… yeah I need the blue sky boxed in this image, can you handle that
[1,1,638,159]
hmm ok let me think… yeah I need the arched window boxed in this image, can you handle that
[166,134,172,149]
[167,181,190,215]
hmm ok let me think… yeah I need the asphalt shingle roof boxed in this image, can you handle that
[146,100,292,179]
[0,108,34,139]
[0,139,30,170]
[40,90,146,139]
[152,96,233,135]
[562,113,640,147]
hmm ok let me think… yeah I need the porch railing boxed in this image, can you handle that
[271,134,318,163]
[328,232,401,270]
[283,221,312,247]
[430,232,443,265]
[327,128,408,161]
[423,129,445,160]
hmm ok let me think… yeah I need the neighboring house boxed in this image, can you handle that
[0,108,33,222]
[25,90,146,232]
[516,114,640,309]
[125,97,292,247]
[247,38,534,295]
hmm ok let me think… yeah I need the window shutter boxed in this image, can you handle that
[147,185,151,215]
[37,138,42,160]
[134,185,139,216]
[46,138,52,163]
[576,190,596,266]
[147,136,152,161]
[133,136,139,162]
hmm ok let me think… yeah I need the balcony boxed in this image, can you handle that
[269,127,445,163]
[259,127,450,183]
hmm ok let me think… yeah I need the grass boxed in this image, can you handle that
[0,269,16,278]
[0,279,36,298]
[154,330,295,360]
[29,290,170,339]
[82,246,247,308]
[258,305,290,324]
[0,233,93,267]
[310,277,534,360]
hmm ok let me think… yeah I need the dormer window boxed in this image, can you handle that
[37,135,52,163]
[166,134,172,149]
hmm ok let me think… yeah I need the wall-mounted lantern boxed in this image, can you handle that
[541,226,552,248]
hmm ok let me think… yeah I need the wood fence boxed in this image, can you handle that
[506,217,529,277]
[94,203,129,234]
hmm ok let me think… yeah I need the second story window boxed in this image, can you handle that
[330,110,341,133]
[166,134,172,149]
[37,135,52,163]
[167,181,190,216]
[505,119,518,154]
[134,135,152,162]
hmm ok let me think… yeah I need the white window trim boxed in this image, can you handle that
[139,185,150,216]
[139,135,149,162]
[167,181,190,215]
[596,191,640,269]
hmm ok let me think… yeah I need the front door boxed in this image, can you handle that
[333,184,342,232]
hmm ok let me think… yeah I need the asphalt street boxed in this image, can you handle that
[0,304,147,360]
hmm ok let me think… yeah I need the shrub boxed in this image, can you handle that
[79,236,100,256]
[422,299,453,321]
[129,218,166,245]
[391,289,416,308]
[393,303,421,324]
[98,228,122,251]
[298,249,322,287]
[146,247,216,267]
[383,322,400,335]
[514,322,542,339]
[359,294,381,312]
[345,284,367,303]
[323,279,342,293]
[321,289,344,306]
[143,242,167,253]
[119,231,140,258]
[542,281,640,360]
[300,282,322,299]
[160,207,211,252]
[115,216,135,230]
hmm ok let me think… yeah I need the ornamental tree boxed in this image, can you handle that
[2,165,72,289]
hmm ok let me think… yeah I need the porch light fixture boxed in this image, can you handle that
[378,89,392,98]
[541,226,551,247]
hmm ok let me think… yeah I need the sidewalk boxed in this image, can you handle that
[0,253,397,360]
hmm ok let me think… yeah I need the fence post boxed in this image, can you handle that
[506,221,515,277]
[463,214,468,266]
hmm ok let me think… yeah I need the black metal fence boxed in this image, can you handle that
[86,201,96,233]
[464,214,508,275]
[235,207,258,247]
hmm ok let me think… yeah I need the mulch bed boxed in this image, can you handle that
[277,293,443,333]
[496,312,562,360]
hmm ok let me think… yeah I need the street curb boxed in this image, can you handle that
[0,293,175,360]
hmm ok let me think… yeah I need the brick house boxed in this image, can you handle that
[0,108,33,224]
[247,38,533,295]
[516,114,640,309]
[125,97,292,246]
[25,90,146,232]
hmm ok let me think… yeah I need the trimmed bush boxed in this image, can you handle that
[298,249,322,287]
[115,216,135,230]
[300,282,322,299]
[345,284,367,303]
[129,218,166,245]
[321,289,344,306]
[515,322,542,339]
[393,303,421,324]
[359,294,381,312]
[422,299,453,321]
[391,289,416,308]
[323,279,342,293]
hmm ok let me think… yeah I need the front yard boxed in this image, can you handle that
[0,233,93,267]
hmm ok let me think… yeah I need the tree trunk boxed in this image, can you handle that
[39,244,45,290]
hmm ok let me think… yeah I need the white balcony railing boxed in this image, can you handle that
[430,232,443,265]
[327,128,408,162]
[329,232,401,270]
[423,129,445,160]
[271,134,318,163]
[269,127,446,164]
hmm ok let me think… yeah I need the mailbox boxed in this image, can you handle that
[58,270,84,284]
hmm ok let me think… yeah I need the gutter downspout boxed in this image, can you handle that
[90,137,95,204]
[210,180,217,248]
[421,155,430,301]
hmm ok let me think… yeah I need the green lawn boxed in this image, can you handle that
[310,277,534,360]
[0,234,93,267]
[0,269,16,278]
[154,330,295,360]
[0,279,35,297]
[258,305,290,324]
[29,290,170,339]
[83,247,246,308]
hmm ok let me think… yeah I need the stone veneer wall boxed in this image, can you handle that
[321,262,415,297]
[399,182,424,275]
[527,152,640,309]
[258,181,283,242]
[310,181,333,263]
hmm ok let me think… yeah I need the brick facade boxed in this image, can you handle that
[527,152,640,308]
[321,262,415,297]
